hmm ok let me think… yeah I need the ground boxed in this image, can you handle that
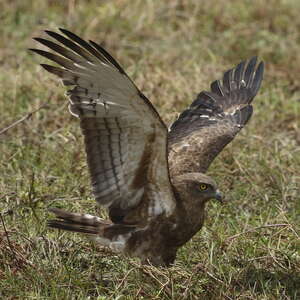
[0,0,299,299]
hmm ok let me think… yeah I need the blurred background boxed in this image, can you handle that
[0,0,299,299]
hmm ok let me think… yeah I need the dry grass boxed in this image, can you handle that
[0,0,299,299]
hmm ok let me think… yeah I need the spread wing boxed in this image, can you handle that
[168,57,264,175]
[31,29,175,221]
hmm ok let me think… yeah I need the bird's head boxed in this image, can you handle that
[172,172,223,205]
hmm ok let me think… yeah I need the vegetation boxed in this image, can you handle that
[0,0,299,299]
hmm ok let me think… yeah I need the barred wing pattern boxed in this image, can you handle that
[168,57,264,175]
[31,29,175,220]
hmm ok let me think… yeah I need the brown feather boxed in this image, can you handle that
[32,29,264,266]
[168,57,264,175]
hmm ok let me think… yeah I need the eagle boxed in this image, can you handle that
[31,29,264,266]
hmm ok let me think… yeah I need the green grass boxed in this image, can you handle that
[0,0,299,299]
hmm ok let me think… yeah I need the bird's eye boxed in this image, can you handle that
[199,184,208,190]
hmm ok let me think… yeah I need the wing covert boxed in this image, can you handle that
[168,57,264,175]
[31,29,175,220]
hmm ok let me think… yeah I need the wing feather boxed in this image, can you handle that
[168,57,264,175]
[31,29,175,221]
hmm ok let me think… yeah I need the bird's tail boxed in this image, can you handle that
[47,208,111,234]
[48,207,138,250]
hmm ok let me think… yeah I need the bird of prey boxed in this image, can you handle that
[31,29,264,266]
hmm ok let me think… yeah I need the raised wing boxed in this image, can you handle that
[31,29,175,221]
[168,57,264,175]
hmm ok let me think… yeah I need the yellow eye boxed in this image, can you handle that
[199,184,208,190]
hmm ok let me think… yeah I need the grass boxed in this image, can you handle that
[0,0,299,299]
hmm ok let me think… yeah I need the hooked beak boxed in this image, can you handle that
[214,189,223,203]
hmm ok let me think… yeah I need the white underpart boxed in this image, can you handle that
[91,233,132,253]
[109,234,129,253]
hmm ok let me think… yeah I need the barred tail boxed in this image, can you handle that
[47,208,110,234]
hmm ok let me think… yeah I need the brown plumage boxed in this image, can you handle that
[31,29,264,266]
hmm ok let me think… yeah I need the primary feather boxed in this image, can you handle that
[30,28,176,224]
[168,57,264,175]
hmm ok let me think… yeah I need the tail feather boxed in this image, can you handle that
[48,208,111,234]
[48,219,100,234]
[47,208,138,238]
